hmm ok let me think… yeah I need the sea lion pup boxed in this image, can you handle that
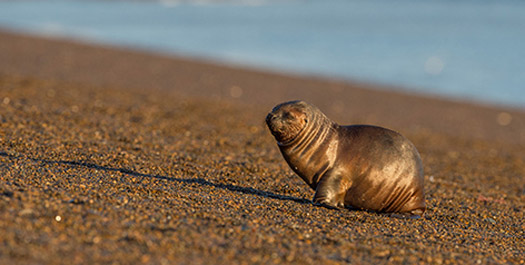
[265,100,425,215]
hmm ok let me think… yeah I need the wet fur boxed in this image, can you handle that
[266,100,426,215]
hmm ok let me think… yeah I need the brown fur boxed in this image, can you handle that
[266,100,425,215]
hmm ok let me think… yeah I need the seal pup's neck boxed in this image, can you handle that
[279,105,338,188]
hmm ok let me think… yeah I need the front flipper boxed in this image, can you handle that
[313,171,349,209]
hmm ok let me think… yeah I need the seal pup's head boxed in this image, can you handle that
[265,100,310,145]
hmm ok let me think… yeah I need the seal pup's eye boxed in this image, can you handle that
[283,112,294,120]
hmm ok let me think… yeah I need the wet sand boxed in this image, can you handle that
[0,30,523,264]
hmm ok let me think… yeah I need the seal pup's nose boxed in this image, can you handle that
[265,113,275,124]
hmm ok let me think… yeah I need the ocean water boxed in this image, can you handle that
[0,0,524,108]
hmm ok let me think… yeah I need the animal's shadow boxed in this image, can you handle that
[1,152,420,219]
[0,151,311,205]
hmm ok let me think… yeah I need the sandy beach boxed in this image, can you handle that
[0,30,523,264]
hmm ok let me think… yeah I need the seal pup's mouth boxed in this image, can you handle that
[265,112,289,143]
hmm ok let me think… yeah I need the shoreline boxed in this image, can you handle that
[0,29,523,264]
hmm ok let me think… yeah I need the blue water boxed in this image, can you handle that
[0,0,524,108]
